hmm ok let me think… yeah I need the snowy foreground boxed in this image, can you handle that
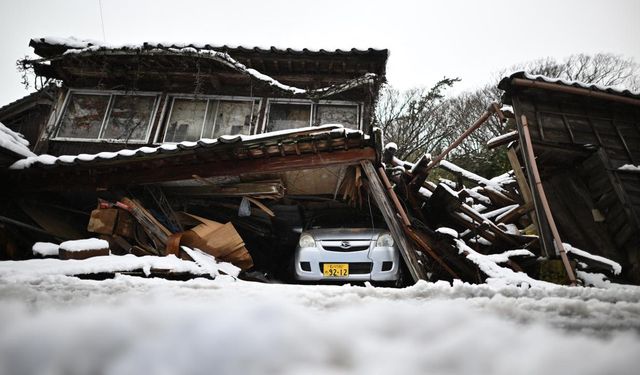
[1,265,640,375]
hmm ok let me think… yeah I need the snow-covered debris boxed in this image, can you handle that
[384,142,398,152]
[486,249,535,263]
[455,239,554,288]
[487,130,518,146]
[577,271,615,289]
[0,254,206,278]
[440,160,509,194]
[32,242,59,257]
[489,170,516,187]
[0,122,36,158]
[565,243,622,275]
[436,227,459,238]
[59,238,109,252]
[619,164,640,172]
[440,182,459,197]
[181,246,241,278]
[481,204,519,220]
[464,187,492,206]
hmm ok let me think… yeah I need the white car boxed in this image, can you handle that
[293,219,401,284]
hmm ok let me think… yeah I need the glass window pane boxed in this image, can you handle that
[102,95,156,141]
[210,100,258,137]
[316,105,358,129]
[164,98,207,142]
[267,103,311,132]
[57,94,110,139]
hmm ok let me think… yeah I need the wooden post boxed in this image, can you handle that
[520,115,577,285]
[361,160,427,282]
[506,146,539,230]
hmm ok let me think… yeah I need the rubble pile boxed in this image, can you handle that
[381,143,622,287]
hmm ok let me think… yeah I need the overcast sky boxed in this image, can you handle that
[0,0,638,105]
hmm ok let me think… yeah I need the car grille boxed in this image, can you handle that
[320,240,371,252]
[320,262,373,275]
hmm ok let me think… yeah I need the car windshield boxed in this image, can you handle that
[305,211,385,229]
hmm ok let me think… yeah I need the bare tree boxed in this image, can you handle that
[378,53,640,175]
[376,77,460,161]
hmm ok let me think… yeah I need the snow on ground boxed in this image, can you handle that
[0,269,639,375]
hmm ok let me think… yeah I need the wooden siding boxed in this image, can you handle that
[511,90,640,282]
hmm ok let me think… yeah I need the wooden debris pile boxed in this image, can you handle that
[84,196,254,270]
[377,104,623,286]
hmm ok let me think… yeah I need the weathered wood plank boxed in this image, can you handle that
[360,160,427,282]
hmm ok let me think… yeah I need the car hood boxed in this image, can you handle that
[304,228,388,241]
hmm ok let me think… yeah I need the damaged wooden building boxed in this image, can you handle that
[0,37,637,286]
[2,37,418,282]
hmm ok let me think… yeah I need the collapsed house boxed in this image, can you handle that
[498,73,640,284]
[0,37,635,286]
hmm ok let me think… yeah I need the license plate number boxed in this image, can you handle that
[323,263,349,277]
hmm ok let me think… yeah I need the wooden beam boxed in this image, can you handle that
[360,160,427,282]
[520,114,577,285]
[506,146,539,229]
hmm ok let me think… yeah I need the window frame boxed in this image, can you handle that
[53,89,161,143]
[263,98,362,133]
[160,94,262,143]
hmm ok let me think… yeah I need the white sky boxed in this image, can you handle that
[0,0,638,105]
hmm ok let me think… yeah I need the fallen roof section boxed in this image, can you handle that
[6,125,376,190]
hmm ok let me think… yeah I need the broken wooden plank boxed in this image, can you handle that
[120,198,172,252]
[506,146,539,228]
[181,178,285,199]
[360,160,427,282]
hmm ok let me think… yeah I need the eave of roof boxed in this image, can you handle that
[499,71,640,105]
[29,37,389,60]
[7,124,376,191]
[11,124,369,170]
[0,85,56,119]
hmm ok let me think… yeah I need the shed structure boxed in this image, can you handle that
[499,72,640,282]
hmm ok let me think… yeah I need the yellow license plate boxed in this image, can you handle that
[323,263,349,277]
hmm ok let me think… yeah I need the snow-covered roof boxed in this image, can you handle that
[26,37,384,100]
[10,124,364,171]
[30,37,389,58]
[499,71,640,100]
[0,122,36,159]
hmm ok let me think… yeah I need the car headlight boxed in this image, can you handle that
[376,233,394,247]
[298,234,316,248]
